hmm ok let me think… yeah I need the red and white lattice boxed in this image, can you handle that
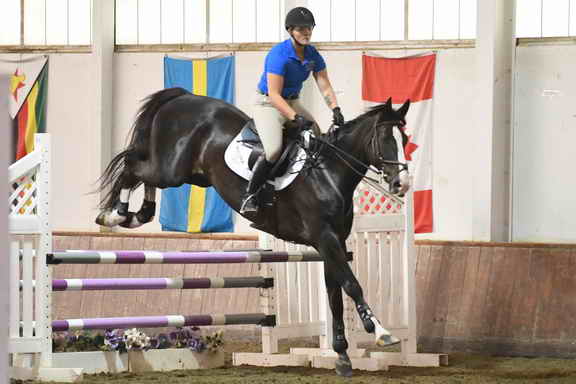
[353,183,403,216]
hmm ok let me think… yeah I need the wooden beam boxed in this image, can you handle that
[114,39,475,53]
[53,231,258,241]
[0,46,91,54]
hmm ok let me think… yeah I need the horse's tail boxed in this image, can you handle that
[97,87,190,210]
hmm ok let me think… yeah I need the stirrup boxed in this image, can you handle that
[240,193,259,215]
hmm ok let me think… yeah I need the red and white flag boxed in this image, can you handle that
[362,53,435,233]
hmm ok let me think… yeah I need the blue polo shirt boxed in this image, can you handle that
[257,39,326,98]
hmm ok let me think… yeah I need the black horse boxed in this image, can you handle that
[96,87,410,376]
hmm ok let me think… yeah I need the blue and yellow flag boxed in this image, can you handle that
[160,55,235,233]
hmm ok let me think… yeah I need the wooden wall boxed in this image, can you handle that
[52,233,576,358]
[416,241,576,358]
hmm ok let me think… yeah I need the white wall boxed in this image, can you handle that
[1,44,574,242]
[513,45,576,242]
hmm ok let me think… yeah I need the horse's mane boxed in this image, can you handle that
[342,103,397,128]
[320,103,395,144]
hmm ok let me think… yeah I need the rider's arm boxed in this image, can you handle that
[267,73,298,120]
[313,69,339,110]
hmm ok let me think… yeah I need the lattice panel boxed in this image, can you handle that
[9,171,37,215]
[353,185,403,216]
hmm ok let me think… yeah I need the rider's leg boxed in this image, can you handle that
[251,92,285,162]
[239,154,273,216]
[240,93,285,217]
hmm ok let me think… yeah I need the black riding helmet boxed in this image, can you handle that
[285,7,316,30]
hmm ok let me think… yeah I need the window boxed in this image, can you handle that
[9,0,575,49]
[516,0,576,37]
[309,0,475,42]
[115,0,285,45]
[114,0,475,45]
[0,0,92,46]
[0,1,21,45]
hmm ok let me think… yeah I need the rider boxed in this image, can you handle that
[240,6,345,217]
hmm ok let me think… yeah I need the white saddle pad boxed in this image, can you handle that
[224,131,307,191]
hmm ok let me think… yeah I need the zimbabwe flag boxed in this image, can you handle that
[9,56,48,162]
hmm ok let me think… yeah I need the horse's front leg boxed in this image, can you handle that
[324,270,352,377]
[319,232,400,350]
[119,185,156,228]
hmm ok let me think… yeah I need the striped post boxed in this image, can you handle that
[46,250,327,265]
[52,313,276,332]
[51,277,273,291]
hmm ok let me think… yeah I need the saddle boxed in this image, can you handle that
[239,120,307,178]
[223,119,312,192]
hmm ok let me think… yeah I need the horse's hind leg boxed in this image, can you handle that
[119,185,156,228]
[324,270,352,377]
[95,170,140,228]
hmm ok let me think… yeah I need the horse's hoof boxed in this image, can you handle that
[95,212,107,226]
[335,354,353,378]
[118,212,137,228]
[95,211,120,227]
[377,334,401,347]
[96,210,129,227]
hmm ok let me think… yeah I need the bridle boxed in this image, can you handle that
[368,119,409,182]
[310,119,409,195]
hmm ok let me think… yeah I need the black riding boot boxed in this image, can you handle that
[240,155,273,218]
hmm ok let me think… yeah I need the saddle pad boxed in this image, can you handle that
[224,131,307,191]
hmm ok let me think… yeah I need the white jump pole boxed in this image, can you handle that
[1,74,11,384]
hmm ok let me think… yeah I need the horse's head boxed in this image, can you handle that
[362,97,411,196]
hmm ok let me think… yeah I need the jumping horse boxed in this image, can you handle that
[96,87,410,376]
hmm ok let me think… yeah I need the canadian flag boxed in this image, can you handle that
[362,53,435,233]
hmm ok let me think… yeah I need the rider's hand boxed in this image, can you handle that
[332,107,345,126]
[293,114,314,132]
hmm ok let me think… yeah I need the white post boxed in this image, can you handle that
[258,234,279,354]
[92,0,115,231]
[35,135,53,367]
[0,74,10,384]
[472,0,515,241]
[403,180,418,354]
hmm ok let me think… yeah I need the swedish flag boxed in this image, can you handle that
[160,55,234,233]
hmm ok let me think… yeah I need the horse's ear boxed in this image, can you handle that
[397,99,411,117]
[385,97,393,110]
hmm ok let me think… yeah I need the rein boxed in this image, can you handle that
[313,121,408,179]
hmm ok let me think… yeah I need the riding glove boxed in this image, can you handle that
[293,114,314,132]
[332,107,345,126]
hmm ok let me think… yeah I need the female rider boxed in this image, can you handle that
[240,6,345,217]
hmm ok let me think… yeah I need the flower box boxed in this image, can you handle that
[128,348,225,373]
[52,349,225,374]
[52,351,128,374]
